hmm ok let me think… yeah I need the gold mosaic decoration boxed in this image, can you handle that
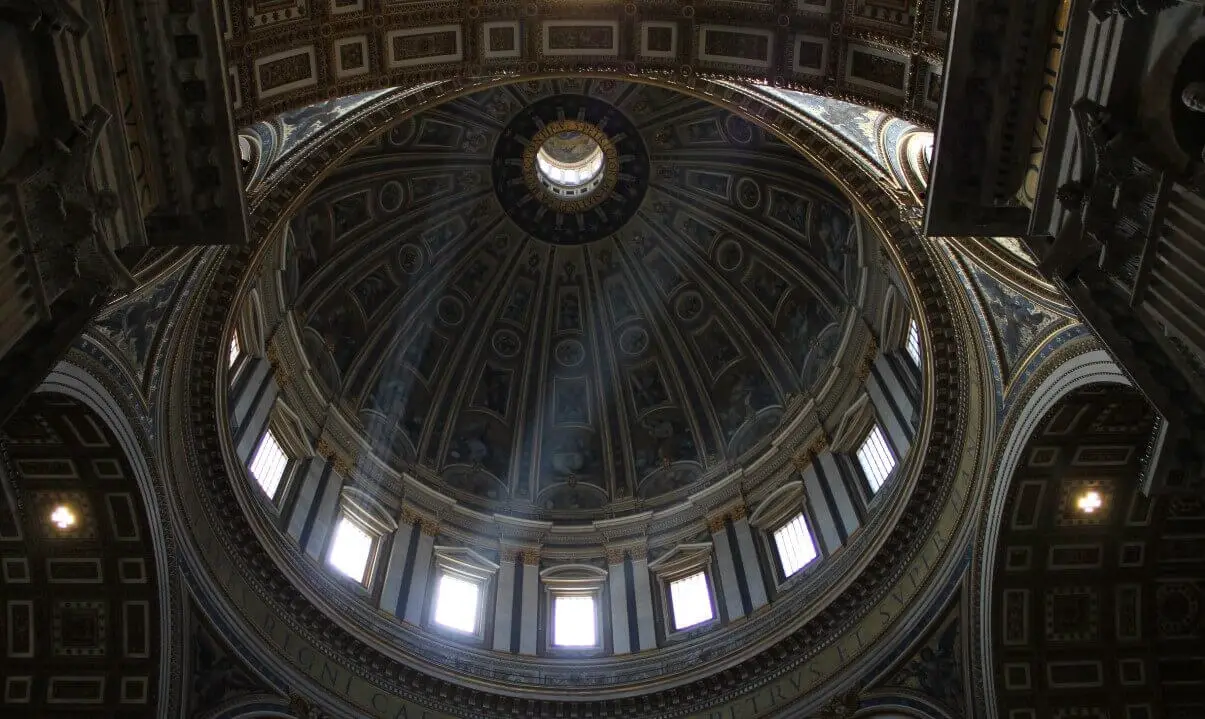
[521,119,619,214]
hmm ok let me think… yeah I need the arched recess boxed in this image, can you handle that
[195,693,296,719]
[0,386,176,716]
[986,383,1205,716]
[972,341,1131,713]
[974,340,1205,717]
[26,357,185,718]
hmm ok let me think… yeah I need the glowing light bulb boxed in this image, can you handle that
[50,505,77,530]
[1076,491,1103,514]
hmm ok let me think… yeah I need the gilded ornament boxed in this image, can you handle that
[520,119,620,214]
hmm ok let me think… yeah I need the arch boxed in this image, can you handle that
[973,342,1131,715]
[195,693,296,719]
[36,357,184,719]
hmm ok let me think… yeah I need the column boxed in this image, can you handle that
[518,549,540,655]
[730,508,767,611]
[402,517,437,624]
[492,550,517,652]
[233,359,278,461]
[607,549,631,655]
[710,514,746,621]
[867,354,914,459]
[301,466,342,562]
[284,457,329,542]
[815,453,862,534]
[802,461,843,554]
[629,550,656,651]
[377,512,417,615]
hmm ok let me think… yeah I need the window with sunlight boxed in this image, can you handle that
[552,595,597,647]
[434,573,481,634]
[906,319,921,367]
[669,571,713,630]
[856,424,896,492]
[248,429,287,498]
[229,331,242,368]
[327,515,373,583]
[773,512,819,577]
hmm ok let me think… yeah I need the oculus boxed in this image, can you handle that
[493,93,648,245]
[1076,490,1103,514]
[50,505,77,530]
[534,126,607,198]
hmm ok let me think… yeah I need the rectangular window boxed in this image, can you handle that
[773,512,819,578]
[327,515,373,583]
[248,429,288,499]
[669,571,713,630]
[906,320,921,367]
[857,424,897,492]
[433,573,481,634]
[552,595,597,647]
[229,331,242,369]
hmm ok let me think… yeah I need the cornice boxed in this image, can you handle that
[159,76,987,718]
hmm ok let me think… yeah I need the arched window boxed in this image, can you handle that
[856,424,897,493]
[326,513,375,584]
[428,546,498,641]
[906,319,921,367]
[248,429,289,499]
[229,331,240,367]
[541,565,608,652]
[772,512,819,577]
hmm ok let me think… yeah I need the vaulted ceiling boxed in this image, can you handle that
[0,394,161,717]
[281,78,864,518]
[221,0,953,128]
[990,383,1205,719]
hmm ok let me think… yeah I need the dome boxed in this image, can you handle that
[212,76,953,713]
[278,79,864,520]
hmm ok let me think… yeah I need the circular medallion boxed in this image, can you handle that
[437,296,464,326]
[735,178,761,210]
[492,329,521,358]
[492,94,649,246]
[618,326,650,356]
[378,181,405,213]
[555,339,586,367]
[397,244,424,274]
[715,238,744,271]
[675,291,704,321]
[725,116,754,144]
